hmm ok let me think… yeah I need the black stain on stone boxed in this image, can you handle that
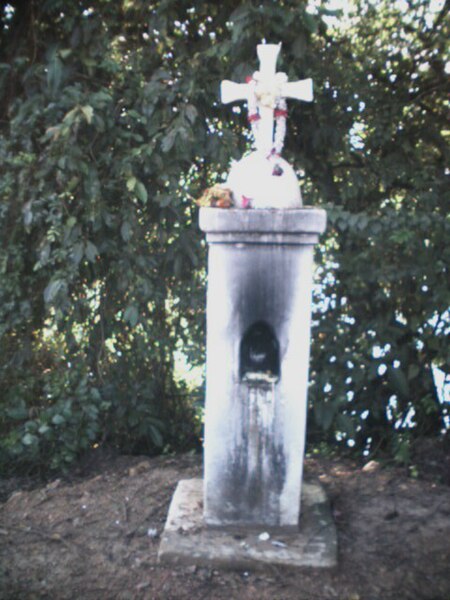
[235,245,296,341]
[220,385,287,527]
[211,245,299,527]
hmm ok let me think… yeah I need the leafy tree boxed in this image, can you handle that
[0,0,448,474]
[305,0,449,460]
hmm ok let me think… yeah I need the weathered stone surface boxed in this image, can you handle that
[158,478,337,569]
[199,207,326,529]
[199,207,327,240]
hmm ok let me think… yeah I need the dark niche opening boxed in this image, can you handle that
[240,321,280,382]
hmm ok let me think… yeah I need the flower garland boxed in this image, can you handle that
[246,74,288,157]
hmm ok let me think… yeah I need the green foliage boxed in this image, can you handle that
[305,0,449,457]
[0,0,448,474]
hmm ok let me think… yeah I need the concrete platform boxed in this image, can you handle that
[158,479,337,570]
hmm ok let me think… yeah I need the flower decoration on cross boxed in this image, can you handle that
[221,43,313,157]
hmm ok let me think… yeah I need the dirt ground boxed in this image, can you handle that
[0,450,449,600]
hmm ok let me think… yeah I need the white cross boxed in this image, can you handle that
[221,43,313,156]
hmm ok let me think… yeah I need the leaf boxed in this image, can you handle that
[292,35,307,59]
[322,403,337,430]
[387,366,409,399]
[321,7,343,17]
[63,106,79,125]
[59,48,72,59]
[177,125,189,141]
[85,241,98,262]
[22,433,38,446]
[159,195,171,207]
[82,57,97,68]
[121,221,133,242]
[92,89,112,106]
[40,244,50,264]
[80,105,94,124]
[304,12,318,33]
[66,216,77,229]
[185,104,198,124]
[407,364,420,380]
[229,4,252,23]
[313,400,336,430]
[126,176,137,192]
[51,414,65,426]
[90,388,102,402]
[149,424,164,447]
[357,214,369,231]
[135,181,148,204]
[161,129,177,153]
[44,279,64,304]
[336,414,356,438]
[124,305,139,327]
[23,201,33,227]
[47,53,63,96]
[71,241,84,265]
[7,404,28,420]
[394,439,410,464]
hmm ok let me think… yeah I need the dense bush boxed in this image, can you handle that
[0,0,448,474]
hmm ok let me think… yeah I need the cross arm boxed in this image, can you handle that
[281,78,313,103]
[221,80,251,104]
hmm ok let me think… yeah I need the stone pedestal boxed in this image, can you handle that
[158,207,335,570]
[200,208,326,529]
[158,478,337,569]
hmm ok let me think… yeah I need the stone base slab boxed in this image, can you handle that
[158,478,337,570]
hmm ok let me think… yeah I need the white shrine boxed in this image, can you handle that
[159,43,336,570]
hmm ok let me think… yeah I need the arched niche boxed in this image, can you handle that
[239,321,280,381]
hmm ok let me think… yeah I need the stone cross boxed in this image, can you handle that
[221,43,313,155]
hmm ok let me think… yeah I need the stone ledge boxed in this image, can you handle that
[158,478,337,570]
[204,232,320,245]
[199,207,327,236]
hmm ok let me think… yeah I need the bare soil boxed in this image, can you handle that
[0,451,449,600]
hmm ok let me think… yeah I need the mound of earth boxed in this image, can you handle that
[0,451,449,600]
